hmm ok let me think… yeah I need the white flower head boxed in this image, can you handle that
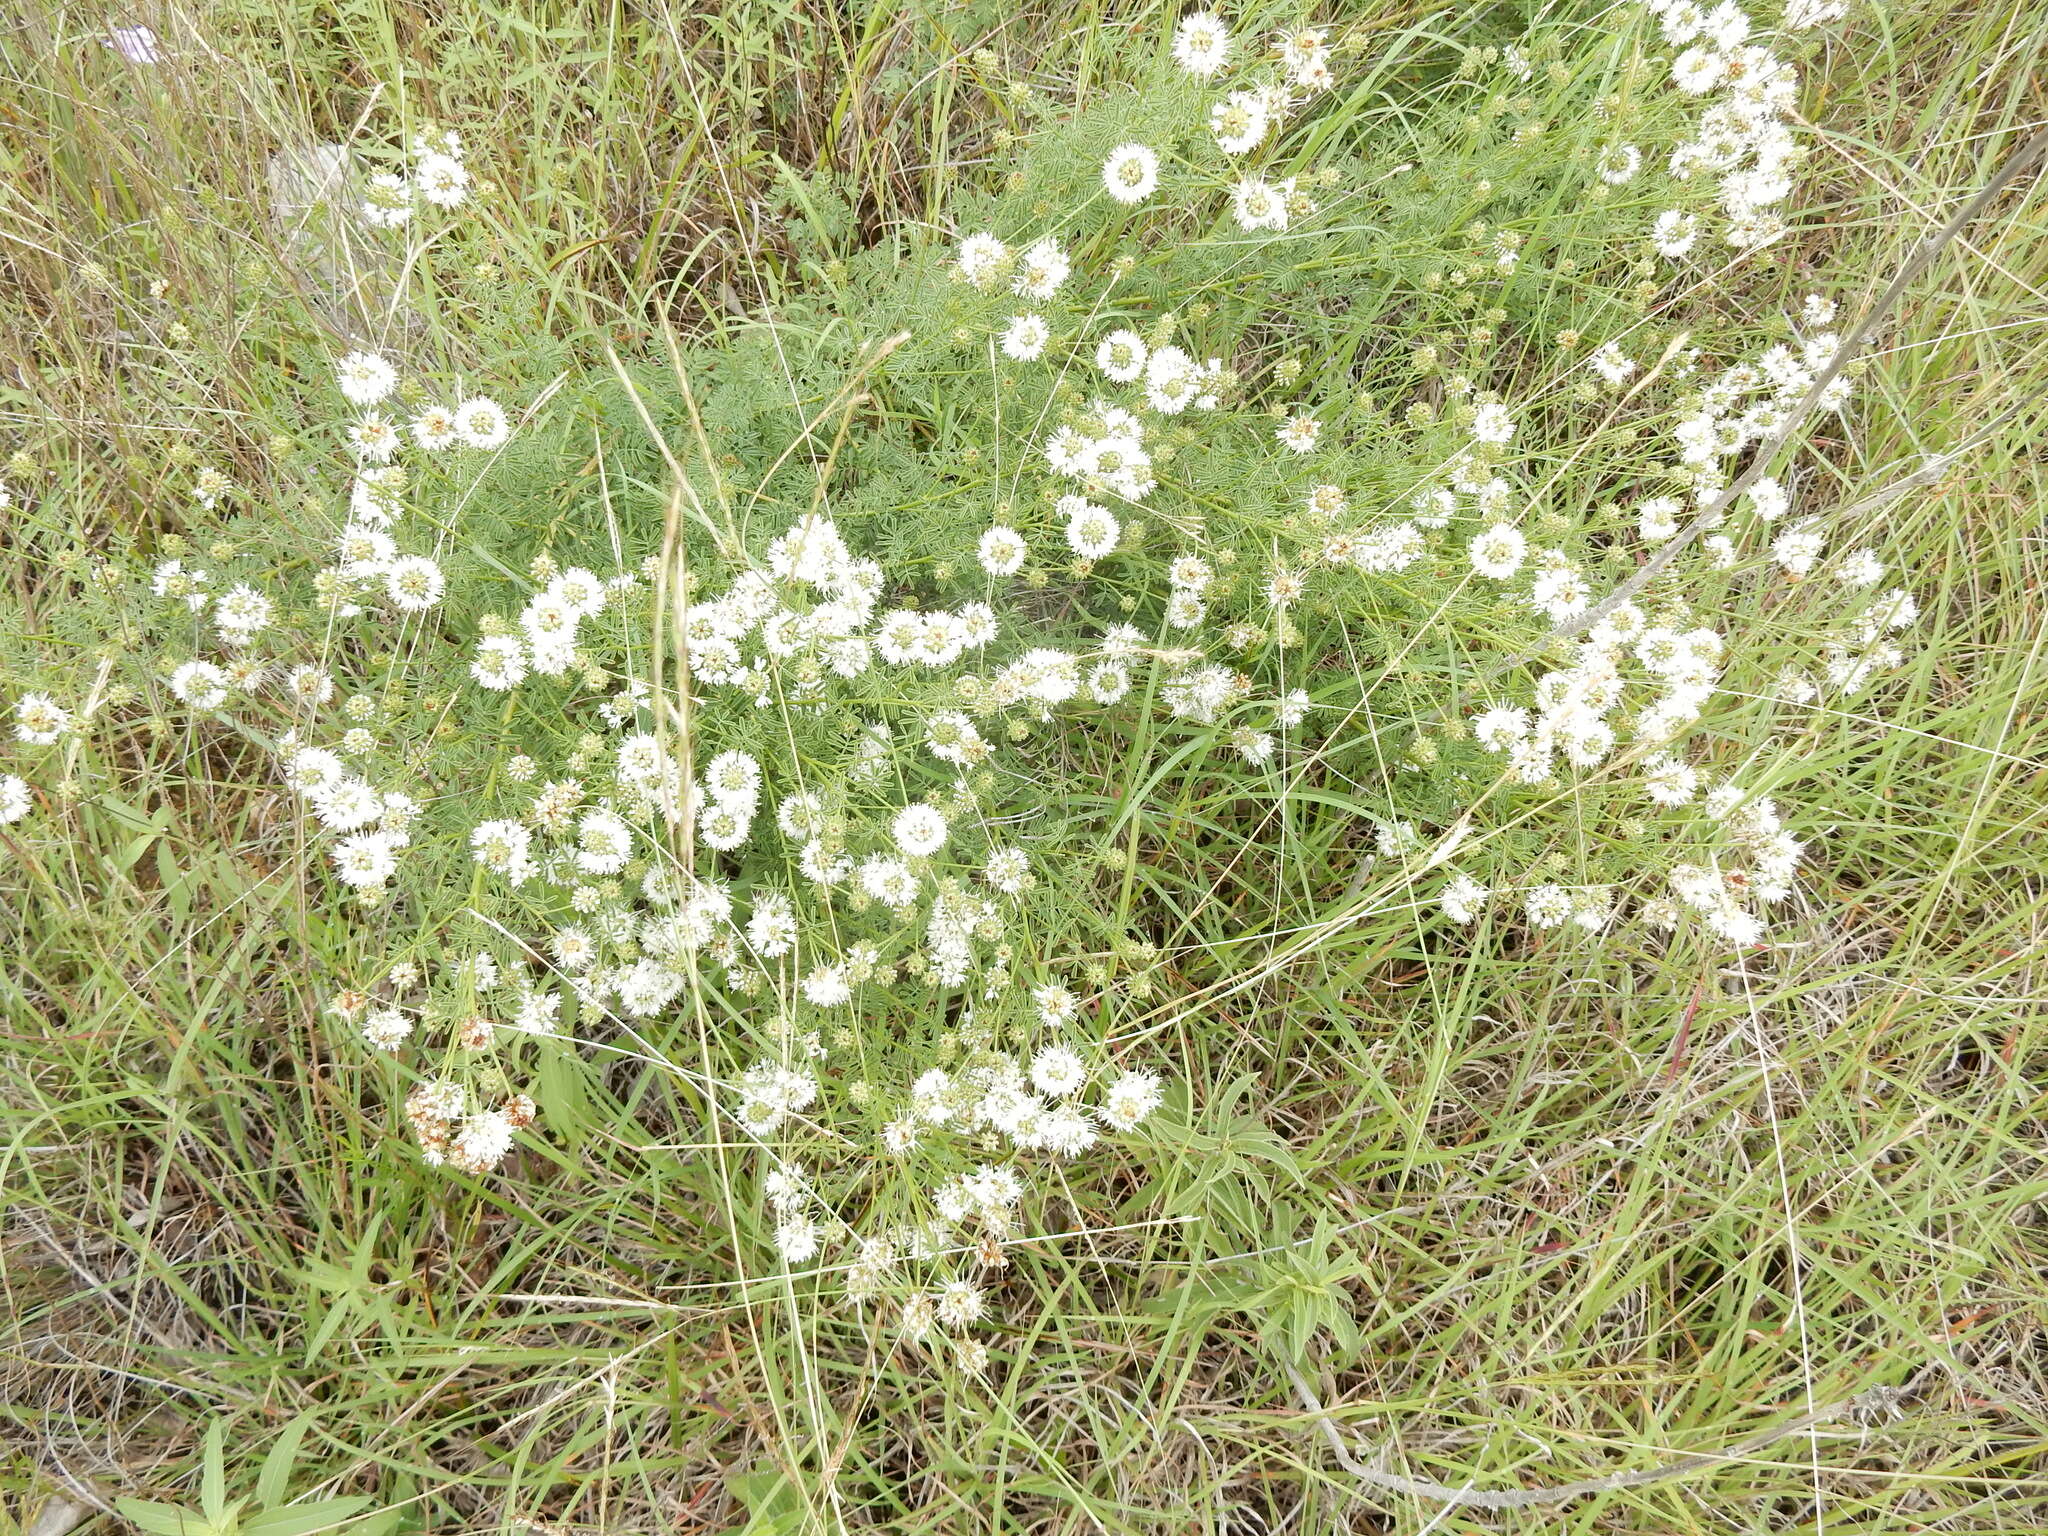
[1596,144,1643,185]
[335,351,398,407]
[1672,46,1726,95]
[1210,91,1271,155]
[384,555,445,612]
[470,635,528,691]
[14,693,73,744]
[1063,498,1120,560]
[411,405,460,451]
[1102,143,1160,205]
[956,231,1008,287]
[1469,523,1526,580]
[892,802,948,857]
[347,413,401,463]
[802,963,852,1008]
[361,1007,412,1051]
[1095,329,1149,382]
[360,172,413,229]
[1276,412,1321,453]
[168,662,228,709]
[1232,177,1290,233]
[1030,1044,1088,1098]
[1470,402,1515,444]
[1172,12,1231,76]
[1100,1070,1163,1131]
[416,152,470,209]
[332,832,399,889]
[1012,237,1070,301]
[454,396,511,450]
[1001,312,1051,361]
[1440,873,1489,924]
[976,524,1025,577]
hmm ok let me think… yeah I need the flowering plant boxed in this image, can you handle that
[3,0,1919,1368]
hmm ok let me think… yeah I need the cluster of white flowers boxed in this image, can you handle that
[1649,783,1807,943]
[1645,0,1809,251]
[398,1078,536,1173]
[1197,20,1332,150]
[360,128,471,229]
[72,151,543,1169]
[755,1052,1164,1348]
[2,687,85,827]
[1317,2,1917,946]
[429,481,1176,1320]
[1666,328,1852,508]
[1447,300,1919,944]
[470,563,617,689]
[336,348,508,472]
[941,2,1921,965]
[50,5,1929,1352]
[138,347,515,902]
[276,743,422,891]
[1171,15,1335,231]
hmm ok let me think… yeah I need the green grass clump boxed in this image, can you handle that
[3,2,2047,1533]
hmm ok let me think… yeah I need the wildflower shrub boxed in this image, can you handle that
[6,0,1918,1363]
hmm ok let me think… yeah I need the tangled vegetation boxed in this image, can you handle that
[3,2,2045,1532]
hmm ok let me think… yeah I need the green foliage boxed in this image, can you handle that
[4,2,2047,1533]
[1153,1074,1306,1243]
[114,1422,385,1536]
[1154,1214,1372,1366]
